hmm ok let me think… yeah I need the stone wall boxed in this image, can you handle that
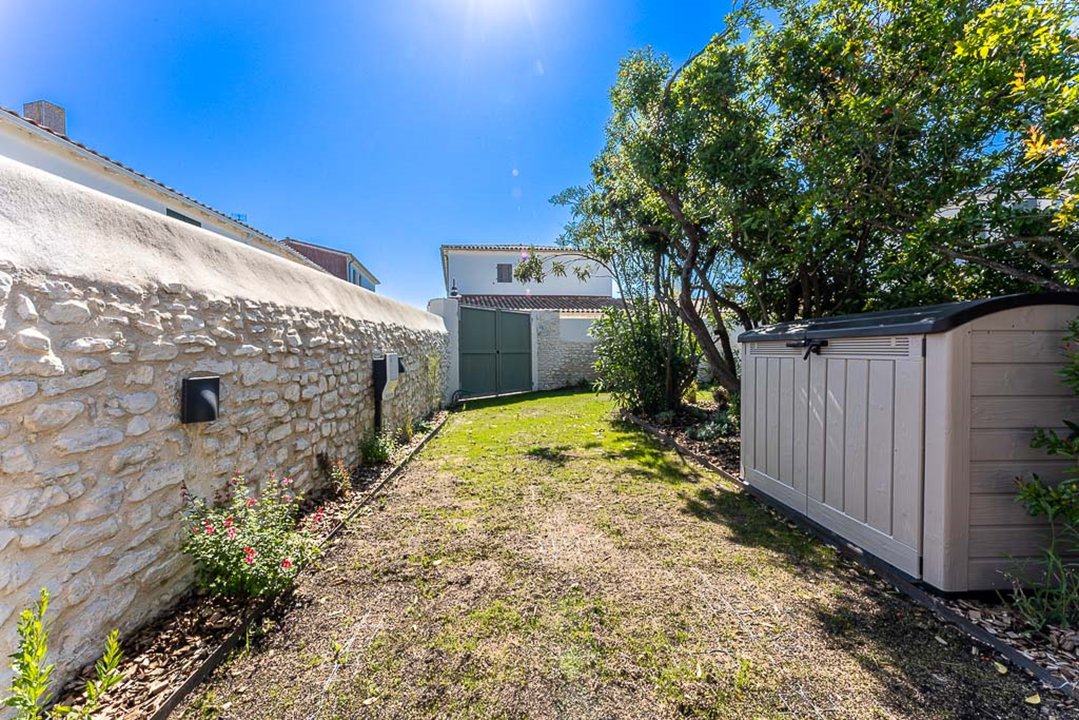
[533,311,598,391]
[0,156,447,692]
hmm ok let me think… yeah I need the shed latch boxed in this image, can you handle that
[785,338,829,360]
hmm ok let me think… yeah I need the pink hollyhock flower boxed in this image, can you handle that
[244,546,257,564]
[246,497,257,508]
[227,526,237,540]
[281,558,293,570]
[204,522,215,535]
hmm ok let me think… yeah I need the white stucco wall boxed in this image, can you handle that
[0,156,448,699]
[426,297,460,403]
[558,315,597,342]
[0,118,311,268]
[444,249,613,297]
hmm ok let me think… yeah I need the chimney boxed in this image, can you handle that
[23,100,66,135]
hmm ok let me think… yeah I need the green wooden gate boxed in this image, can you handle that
[459,307,532,398]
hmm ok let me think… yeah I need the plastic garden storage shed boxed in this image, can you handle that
[738,293,1079,592]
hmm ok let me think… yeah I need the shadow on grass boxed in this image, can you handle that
[453,387,588,412]
[602,420,703,486]
[808,590,1041,719]
[682,485,837,572]
[525,445,572,465]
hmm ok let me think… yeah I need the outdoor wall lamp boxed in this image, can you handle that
[181,375,220,424]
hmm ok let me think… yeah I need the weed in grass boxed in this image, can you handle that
[733,657,752,693]
[183,690,224,719]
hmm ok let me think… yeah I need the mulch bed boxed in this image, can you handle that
[947,598,1079,692]
[639,400,741,472]
[55,412,446,720]
[637,402,1079,707]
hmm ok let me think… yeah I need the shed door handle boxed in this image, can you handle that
[785,338,829,360]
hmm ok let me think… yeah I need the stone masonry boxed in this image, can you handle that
[0,156,447,694]
[533,310,598,391]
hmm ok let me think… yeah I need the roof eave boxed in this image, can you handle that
[0,108,323,273]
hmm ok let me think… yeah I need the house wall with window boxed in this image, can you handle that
[284,238,379,292]
[442,246,612,297]
[0,107,318,271]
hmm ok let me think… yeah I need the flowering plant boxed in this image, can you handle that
[181,475,322,598]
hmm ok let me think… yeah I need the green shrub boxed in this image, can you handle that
[4,588,122,720]
[686,416,736,442]
[591,304,699,415]
[359,432,398,465]
[726,391,741,433]
[683,381,698,405]
[181,476,322,598]
[1012,316,1079,628]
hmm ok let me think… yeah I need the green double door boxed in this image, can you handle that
[459,307,532,398]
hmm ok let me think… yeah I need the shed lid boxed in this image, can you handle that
[738,292,1079,342]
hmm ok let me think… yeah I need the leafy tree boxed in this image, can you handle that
[944,0,1079,289]
[532,0,1078,392]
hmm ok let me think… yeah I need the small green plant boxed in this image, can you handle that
[686,416,736,442]
[1011,316,1079,628]
[359,432,398,465]
[4,588,123,720]
[725,391,741,433]
[181,475,322,598]
[1009,478,1079,629]
[327,457,353,496]
[683,381,698,405]
[400,418,415,444]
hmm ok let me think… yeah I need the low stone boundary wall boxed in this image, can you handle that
[533,310,598,391]
[0,156,447,693]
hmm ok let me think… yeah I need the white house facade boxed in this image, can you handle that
[429,244,620,401]
[0,101,320,270]
[442,244,613,297]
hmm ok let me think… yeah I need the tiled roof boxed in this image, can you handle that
[0,107,319,271]
[283,238,380,285]
[442,244,563,252]
[458,294,622,313]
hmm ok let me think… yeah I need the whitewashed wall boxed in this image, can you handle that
[444,249,613,297]
[0,156,447,694]
[0,118,306,266]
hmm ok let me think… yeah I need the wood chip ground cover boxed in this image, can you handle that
[178,391,1068,718]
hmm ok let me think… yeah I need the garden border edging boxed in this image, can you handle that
[150,413,449,720]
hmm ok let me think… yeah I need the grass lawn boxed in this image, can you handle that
[180,390,1055,719]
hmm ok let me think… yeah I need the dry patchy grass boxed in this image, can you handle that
[179,390,1061,719]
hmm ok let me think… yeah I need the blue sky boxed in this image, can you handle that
[0,1,732,308]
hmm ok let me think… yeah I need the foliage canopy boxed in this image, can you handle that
[524,0,1079,389]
